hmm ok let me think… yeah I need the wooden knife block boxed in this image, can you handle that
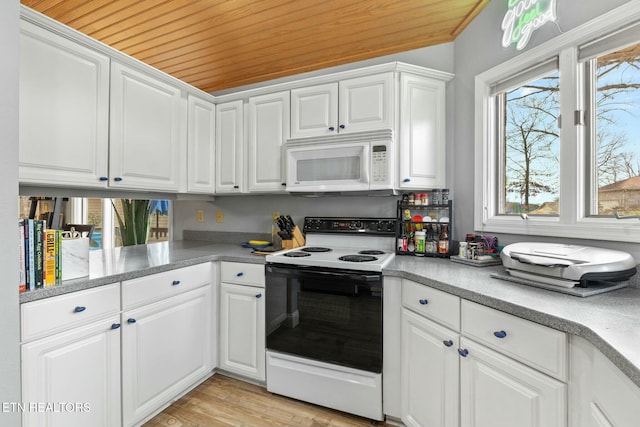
[282,226,306,249]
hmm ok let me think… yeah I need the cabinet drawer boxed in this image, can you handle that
[221,261,265,287]
[123,263,212,309]
[461,300,567,381]
[402,279,460,331]
[21,283,119,342]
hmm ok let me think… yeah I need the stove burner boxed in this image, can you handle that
[302,247,332,253]
[284,251,311,257]
[339,255,379,263]
[358,250,385,255]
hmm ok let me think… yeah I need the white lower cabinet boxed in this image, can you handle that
[20,283,121,427]
[21,316,121,427]
[122,284,213,426]
[459,337,566,427]
[219,261,265,381]
[219,282,265,381]
[401,308,459,427]
[400,280,568,427]
[569,335,640,427]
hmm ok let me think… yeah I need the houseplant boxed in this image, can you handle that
[112,199,151,246]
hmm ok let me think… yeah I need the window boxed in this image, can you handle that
[475,4,640,243]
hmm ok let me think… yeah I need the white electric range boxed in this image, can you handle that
[264,217,397,421]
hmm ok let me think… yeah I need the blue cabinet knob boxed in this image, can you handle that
[328,127,335,131]
[236,272,244,277]
[256,293,262,299]
[458,348,469,357]
[172,280,180,286]
[114,177,123,181]
[443,340,454,347]
[403,178,411,183]
[419,299,428,305]
[339,124,345,129]
[493,330,507,339]
[127,318,136,324]
[111,323,121,330]
[99,176,108,181]
[73,306,86,313]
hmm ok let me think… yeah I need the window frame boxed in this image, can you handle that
[474,2,640,243]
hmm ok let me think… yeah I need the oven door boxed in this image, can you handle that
[265,263,383,373]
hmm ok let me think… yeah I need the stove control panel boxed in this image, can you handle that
[303,217,396,235]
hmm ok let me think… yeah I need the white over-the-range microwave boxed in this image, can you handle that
[285,129,394,194]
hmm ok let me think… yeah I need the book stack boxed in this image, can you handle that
[18,219,63,293]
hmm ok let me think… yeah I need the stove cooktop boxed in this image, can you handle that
[266,245,396,272]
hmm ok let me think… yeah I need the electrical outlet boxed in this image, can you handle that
[197,210,204,222]
[216,211,224,223]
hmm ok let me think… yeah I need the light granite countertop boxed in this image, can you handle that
[18,241,640,389]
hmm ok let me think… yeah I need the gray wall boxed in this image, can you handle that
[1,0,22,425]
[452,0,640,259]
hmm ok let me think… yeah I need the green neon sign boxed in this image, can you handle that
[502,0,557,50]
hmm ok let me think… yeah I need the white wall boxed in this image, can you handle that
[0,0,22,425]
[452,0,640,258]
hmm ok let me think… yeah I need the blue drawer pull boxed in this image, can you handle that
[111,323,121,330]
[493,330,507,339]
[73,306,86,313]
[236,272,244,277]
[419,299,428,305]
[127,318,136,324]
[172,280,180,286]
[113,177,123,181]
[458,348,469,357]
[256,293,262,299]
[99,176,108,181]
[403,178,411,183]
[443,340,454,347]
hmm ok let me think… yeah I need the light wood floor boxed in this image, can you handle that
[144,374,391,427]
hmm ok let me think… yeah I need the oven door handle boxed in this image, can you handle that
[266,265,380,284]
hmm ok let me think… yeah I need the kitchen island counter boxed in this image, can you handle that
[384,256,640,388]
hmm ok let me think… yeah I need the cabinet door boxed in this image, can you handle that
[109,61,184,191]
[401,309,459,427]
[219,282,265,381]
[290,83,338,138]
[215,100,244,193]
[339,73,394,134]
[21,317,121,427]
[398,73,446,189]
[122,285,213,427]
[187,95,216,193]
[19,20,110,188]
[248,91,290,192]
[459,337,566,427]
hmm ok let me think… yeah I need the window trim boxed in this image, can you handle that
[475,2,640,243]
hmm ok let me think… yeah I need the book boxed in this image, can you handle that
[44,229,57,287]
[34,220,44,289]
[18,220,26,293]
[27,219,35,291]
[55,230,62,284]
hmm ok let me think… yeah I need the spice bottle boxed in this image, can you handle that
[438,225,449,254]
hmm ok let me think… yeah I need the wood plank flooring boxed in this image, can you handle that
[144,374,391,427]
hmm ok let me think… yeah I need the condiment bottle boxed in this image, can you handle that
[414,230,426,256]
[438,225,449,254]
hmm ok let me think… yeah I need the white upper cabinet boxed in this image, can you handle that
[215,100,244,193]
[247,91,290,192]
[398,73,447,189]
[187,95,216,193]
[19,19,110,188]
[291,83,338,138]
[290,73,394,139]
[339,73,395,134]
[109,61,185,192]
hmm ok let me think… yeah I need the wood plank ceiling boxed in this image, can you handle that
[21,0,488,93]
